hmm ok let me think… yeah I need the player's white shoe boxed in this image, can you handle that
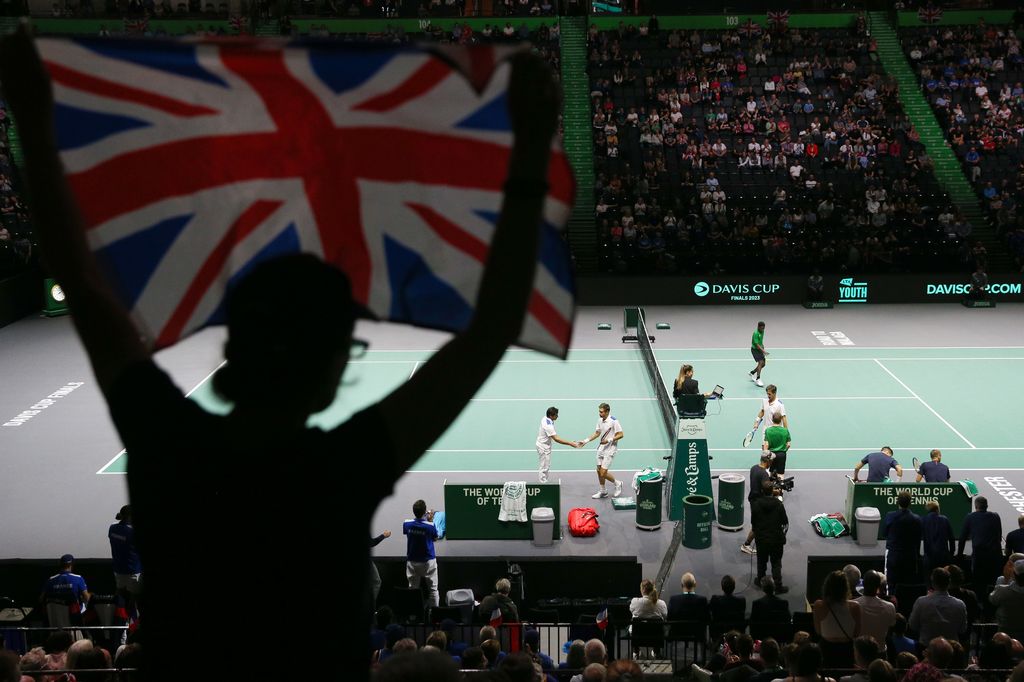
[592,490,608,499]
[614,481,623,497]
[755,379,764,387]
[749,373,757,382]
[740,543,757,555]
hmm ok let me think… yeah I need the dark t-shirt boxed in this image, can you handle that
[108,360,398,682]
[862,452,898,482]
[919,460,951,482]
[673,377,700,398]
[749,464,770,501]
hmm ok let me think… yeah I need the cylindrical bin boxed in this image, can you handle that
[855,507,881,547]
[717,474,746,531]
[636,473,664,531]
[531,506,556,546]
[682,494,713,549]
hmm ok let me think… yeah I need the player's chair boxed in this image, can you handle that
[677,395,707,419]
[750,617,793,644]
[629,619,667,659]
[390,587,426,625]
[791,611,815,639]
[666,620,708,666]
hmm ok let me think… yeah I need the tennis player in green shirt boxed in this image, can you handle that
[762,412,791,478]
[749,321,768,387]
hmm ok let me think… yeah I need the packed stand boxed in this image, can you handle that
[902,20,1024,272]
[366,558,1024,681]
[0,100,33,279]
[589,21,964,275]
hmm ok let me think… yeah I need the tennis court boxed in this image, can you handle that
[5,303,1024,600]
[99,340,1023,477]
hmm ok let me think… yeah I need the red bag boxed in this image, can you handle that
[568,507,600,537]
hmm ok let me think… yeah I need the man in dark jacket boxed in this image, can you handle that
[751,480,790,593]
[750,576,791,623]
[668,572,709,622]
[921,501,955,574]
[478,578,520,624]
[882,491,922,589]
[958,496,1004,595]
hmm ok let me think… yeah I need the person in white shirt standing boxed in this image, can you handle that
[577,403,625,499]
[751,384,788,442]
[536,406,581,483]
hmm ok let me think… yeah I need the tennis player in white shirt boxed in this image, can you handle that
[536,406,581,483]
[577,403,625,498]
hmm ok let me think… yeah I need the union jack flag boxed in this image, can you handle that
[37,38,576,356]
[228,15,248,34]
[917,5,943,24]
[595,607,608,630]
[122,17,149,34]
[766,10,789,28]
[489,607,503,628]
[738,19,761,38]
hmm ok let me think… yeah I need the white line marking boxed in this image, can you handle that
[409,361,421,379]
[465,396,918,402]
[402,467,1024,474]
[873,359,977,449]
[96,360,227,475]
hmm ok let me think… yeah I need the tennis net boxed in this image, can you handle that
[635,309,675,443]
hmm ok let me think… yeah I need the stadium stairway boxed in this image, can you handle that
[558,15,597,273]
[867,11,1011,270]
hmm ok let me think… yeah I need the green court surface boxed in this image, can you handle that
[99,346,1024,475]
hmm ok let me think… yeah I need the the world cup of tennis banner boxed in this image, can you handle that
[37,38,576,357]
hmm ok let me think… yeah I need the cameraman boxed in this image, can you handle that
[741,453,773,556]
[751,479,789,594]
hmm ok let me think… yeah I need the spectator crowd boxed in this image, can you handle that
[903,20,1024,272]
[589,21,974,275]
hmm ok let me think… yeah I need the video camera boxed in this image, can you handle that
[771,477,795,494]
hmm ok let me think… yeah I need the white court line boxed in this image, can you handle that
[96,360,227,475]
[408,361,421,379]
[405,467,1024,474]
[874,359,977,449]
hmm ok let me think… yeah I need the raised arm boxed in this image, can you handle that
[0,26,148,394]
[376,53,560,472]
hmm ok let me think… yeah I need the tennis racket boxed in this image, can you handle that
[742,419,762,447]
[912,456,921,474]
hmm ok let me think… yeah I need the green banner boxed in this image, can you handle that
[443,482,561,541]
[844,479,976,540]
[667,419,714,521]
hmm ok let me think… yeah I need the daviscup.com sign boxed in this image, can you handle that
[693,280,782,301]
[925,281,1023,297]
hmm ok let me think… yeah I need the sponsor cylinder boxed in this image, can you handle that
[635,472,664,531]
[716,474,745,531]
[682,494,713,549]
